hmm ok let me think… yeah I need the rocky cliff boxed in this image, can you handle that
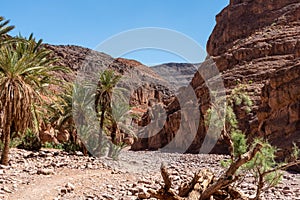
[151,63,198,90]
[132,0,300,161]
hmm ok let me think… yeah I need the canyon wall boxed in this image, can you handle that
[132,0,300,160]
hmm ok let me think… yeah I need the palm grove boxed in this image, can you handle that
[0,17,126,165]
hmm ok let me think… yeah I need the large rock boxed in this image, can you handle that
[132,0,300,162]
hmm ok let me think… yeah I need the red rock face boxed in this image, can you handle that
[132,0,300,162]
[258,61,300,159]
[206,0,300,156]
[207,0,300,58]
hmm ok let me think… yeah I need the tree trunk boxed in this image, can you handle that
[254,174,264,200]
[107,142,114,158]
[1,125,11,165]
[97,108,105,156]
[107,118,118,158]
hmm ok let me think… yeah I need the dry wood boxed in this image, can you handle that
[144,161,253,200]
[179,170,203,196]
[188,169,214,199]
[199,143,262,200]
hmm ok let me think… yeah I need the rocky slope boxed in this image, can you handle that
[151,63,199,90]
[132,0,300,163]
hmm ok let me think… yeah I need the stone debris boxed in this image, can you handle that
[0,148,299,199]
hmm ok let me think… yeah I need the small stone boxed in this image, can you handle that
[172,175,180,181]
[0,165,10,169]
[86,163,93,169]
[128,188,139,195]
[65,182,75,191]
[106,184,114,189]
[137,186,146,193]
[102,193,114,200]
[138,179,152,185]
[75,151,83,156]
[283,186,290,190]
[60,188,67,194]
[1,186,12,193]
[138,192,150,199]
[282,187,292,195]
[37,168,55,175]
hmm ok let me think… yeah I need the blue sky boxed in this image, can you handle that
[1,0,228,65]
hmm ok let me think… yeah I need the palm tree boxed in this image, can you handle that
[48,83,75,131]
[48,83,93,155]
[111,99,137,140]
[72,82,95,128]
[0,16,14,46]
[94,69,121,155]
[0,16,14,143]
[0,35,66,165]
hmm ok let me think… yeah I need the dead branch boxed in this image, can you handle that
[199,143,262,200]
[187,169,214,199]
[179,170,207,196]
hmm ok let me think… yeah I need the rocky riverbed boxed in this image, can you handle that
[0,148,299,200]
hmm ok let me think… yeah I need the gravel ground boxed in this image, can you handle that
[0,148,299,200]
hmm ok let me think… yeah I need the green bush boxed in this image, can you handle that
[17,129,41,151]
[42,142,63,150]
[0,132,22,149]
[62,141,82,153]
[108,142,127,160]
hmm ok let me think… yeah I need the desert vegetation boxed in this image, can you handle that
[0,16,132,165]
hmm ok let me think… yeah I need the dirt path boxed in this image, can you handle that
[7,168,138,200]
[7,169,101,200]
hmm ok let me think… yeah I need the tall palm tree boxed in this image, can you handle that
[0,16,14,143]
[0,35,66,165]
[94,69,121,155]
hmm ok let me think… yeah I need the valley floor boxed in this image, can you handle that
[0,149,299,200]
